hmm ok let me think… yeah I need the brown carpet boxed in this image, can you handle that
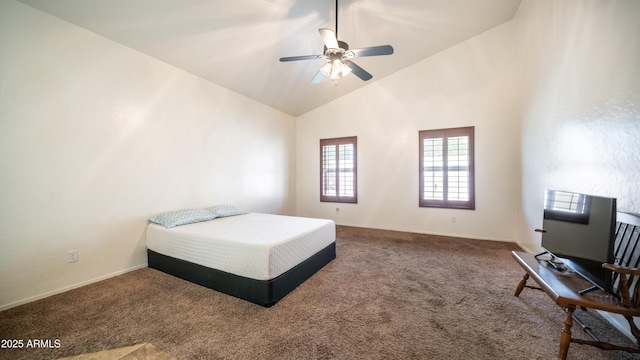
[1,226,638,360]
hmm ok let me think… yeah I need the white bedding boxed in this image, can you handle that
[146,213,336,280]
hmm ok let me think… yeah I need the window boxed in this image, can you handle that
[320,136,357,203]
[419,127,474,209]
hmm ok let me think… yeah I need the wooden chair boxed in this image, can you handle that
[512,212,640,359]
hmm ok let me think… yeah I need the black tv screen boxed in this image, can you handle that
[541,190,617,293]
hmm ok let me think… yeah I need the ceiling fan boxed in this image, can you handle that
[279,0,394,83]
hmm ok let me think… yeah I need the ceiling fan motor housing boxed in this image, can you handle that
[324,40,349,54]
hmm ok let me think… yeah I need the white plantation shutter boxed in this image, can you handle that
[320,137,357,203]
[419,127,474,209]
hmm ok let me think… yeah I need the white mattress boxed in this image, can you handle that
[146,213,335,281]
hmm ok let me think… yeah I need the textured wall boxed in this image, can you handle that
[515,0,640,252]
[0,1,295,309]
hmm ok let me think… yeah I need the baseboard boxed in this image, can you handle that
[0,264,147,311]
[515,242,538,254]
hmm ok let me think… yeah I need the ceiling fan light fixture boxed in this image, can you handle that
[321,59,352,80]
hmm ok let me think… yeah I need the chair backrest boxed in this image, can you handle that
[612,212,640,306]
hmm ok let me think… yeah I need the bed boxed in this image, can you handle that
[146,209,336,307]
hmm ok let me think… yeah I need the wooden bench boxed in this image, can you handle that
[512,211,640,359]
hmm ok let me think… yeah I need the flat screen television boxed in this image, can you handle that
[540,189,617,294]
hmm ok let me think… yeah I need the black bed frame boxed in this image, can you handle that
[147,242,336,307]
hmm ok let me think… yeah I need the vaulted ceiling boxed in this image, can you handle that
[18,0,522,116]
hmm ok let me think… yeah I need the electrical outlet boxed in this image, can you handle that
[452,217,457,223]
[335,207,340,214]
[67,250,78,263]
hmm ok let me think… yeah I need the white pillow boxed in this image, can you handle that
[148,208,216,228]
[205,204,248,218]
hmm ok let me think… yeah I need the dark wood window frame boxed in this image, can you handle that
[419,126,475,209]
[320,136,357,203]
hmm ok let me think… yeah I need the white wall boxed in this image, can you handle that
[0,1,296,310]
[296,22,519,241]
[515,0,640,252]
[4,0,639,311]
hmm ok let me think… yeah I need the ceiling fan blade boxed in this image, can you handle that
[279,55,323,62]
[319,28,339,49]
[311,70,324,84]
[345,45,394,58]
[346,61,373,81]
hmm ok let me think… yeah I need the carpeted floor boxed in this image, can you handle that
[1,226,638,360]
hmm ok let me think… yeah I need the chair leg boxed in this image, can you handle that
[514,273,529,297]
[559,305,576,360]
